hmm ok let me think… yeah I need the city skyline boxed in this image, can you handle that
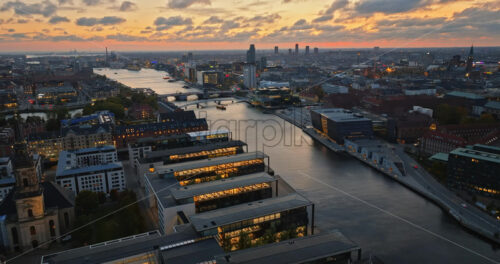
[0,0,499,51]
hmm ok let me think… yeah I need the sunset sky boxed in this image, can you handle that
[0,0,499,51]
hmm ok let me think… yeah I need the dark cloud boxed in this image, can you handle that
[154,16,192,30]
[0,0,57,17]
[325,0,349,14]
[7,29,15,32]
[119,1,137,11]
[58,0,73,4]
[49,15,70,24]
[76,16,126,26]
[203,16,223,24]
[245,13,281,24]
[312,15,333,23]
[167,0,210,9]
[17,19,29,23]
[82,0,100,5]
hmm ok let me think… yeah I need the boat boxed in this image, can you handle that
[168,79,176,83]
[183,85,190,88]
[216,105,226,110]
[163,76,170,80]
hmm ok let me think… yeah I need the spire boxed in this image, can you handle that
[469,44,474,57]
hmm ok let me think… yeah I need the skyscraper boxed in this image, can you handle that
[246,44,256,64]
[295,43,299,55]
[305,46,310,55]
[314,47,319,54]
[243,64,257,89]
[465,45,473,74]
[288,48,292,55]
[187,52,194,62]
[274,46,279,54]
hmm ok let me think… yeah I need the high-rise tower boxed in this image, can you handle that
[246,44,256,64]
[465,45,474,74]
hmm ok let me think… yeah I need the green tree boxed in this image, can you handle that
[45,118,60,131]
[75,191,99,216]
[311,86,325,103]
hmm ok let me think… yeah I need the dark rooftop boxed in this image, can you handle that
[214,229,360,264]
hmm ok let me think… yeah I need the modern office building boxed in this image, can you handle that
[196,70,223,88]
[215,229,361,264]
[190,193,314,252]
[41,228,224,264]
[274,46,279,54]
[153,151,269,186]
[56,147,125,194]
[314,47,319,54]
[243,64,257,89]
[447,144,500,199]
[128,129,231,167]
[295,43,299,55]
[305,45,310,55]
[145,172,277,234]
[135,140,247,181]
[311,108,373,144]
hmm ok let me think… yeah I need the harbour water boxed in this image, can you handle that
[101,68,500,264]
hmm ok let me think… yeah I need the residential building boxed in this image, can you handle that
[311,108,373,145]
[36,84,77,104]
[114,119,208,149]
[420,131,467,155]
[243,64,257,89]
[0,157,14,201]
[28,125,114,162]
[0,145,74,252]
[447,144,500,199]
[56,147,125,194]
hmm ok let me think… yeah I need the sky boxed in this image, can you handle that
[0,0,499,52]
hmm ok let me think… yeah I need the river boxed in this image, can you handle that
[99,68,500,264]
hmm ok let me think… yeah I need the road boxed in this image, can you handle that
[395,147,500,239]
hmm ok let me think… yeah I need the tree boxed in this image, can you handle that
[45,118,60,131]
[75,191,99,216]
[110,189,119,202]
[97,192,107,204]
[311,86,325,103]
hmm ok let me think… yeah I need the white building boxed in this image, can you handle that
[404,88,436,96]
[56,147,125,194]
[243,64,257,89]
[0,157,14,201]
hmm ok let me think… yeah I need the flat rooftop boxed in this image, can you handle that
[73,145,116,155]
[157,151,268,174]
[450,147,500,164]
[41,227,223,264]
[138,140,246,164]
[56,161,123,177]
[215,230,360,264]
[170,172,275,201]
[190,193,312,232]
[313,108,372,123]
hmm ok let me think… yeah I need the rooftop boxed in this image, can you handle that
[41,227,223,264]
[429,152,449,162]
[312,108,372,123]
[157,151,267,174]
[73,145,116,155]
[485,101,500,110]
[190,193,312,232]
[171,172,275,201]
[446,91,485,100]
[214,229,360,264]
[56,160,123,177]
[450,147,500,164]
[139,140,246,164]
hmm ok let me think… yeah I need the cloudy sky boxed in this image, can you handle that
[0,0,499,51]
